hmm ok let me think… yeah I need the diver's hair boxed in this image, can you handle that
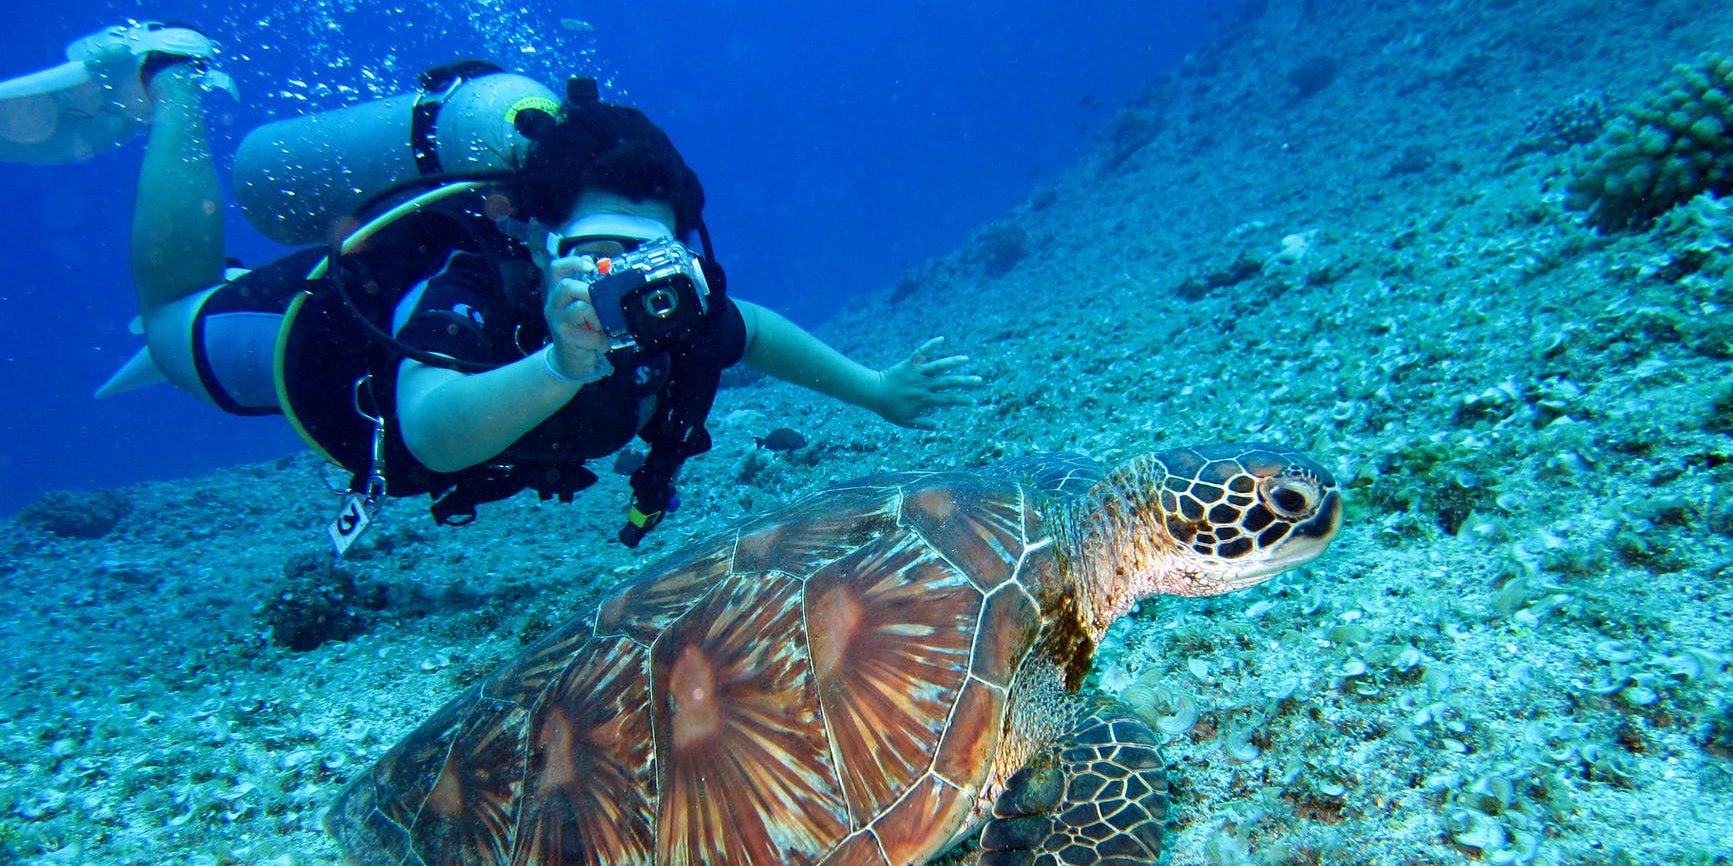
[515,85,705,237]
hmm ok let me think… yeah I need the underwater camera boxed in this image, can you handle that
[586,238,710,350]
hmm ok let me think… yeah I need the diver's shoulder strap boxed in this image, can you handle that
[347,181,539,311]
[308,180,535,373]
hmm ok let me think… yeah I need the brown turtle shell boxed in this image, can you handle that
[327,468,1071,866]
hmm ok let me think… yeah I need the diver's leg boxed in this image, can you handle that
[131,64,224,317]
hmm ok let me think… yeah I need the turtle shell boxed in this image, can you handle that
[327,465,1084,866]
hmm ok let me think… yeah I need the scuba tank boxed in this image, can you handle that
[233,61,559,245]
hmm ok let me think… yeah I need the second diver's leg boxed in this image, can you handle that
[131,64,224,317]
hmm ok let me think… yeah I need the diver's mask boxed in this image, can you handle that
[544,211,675,261]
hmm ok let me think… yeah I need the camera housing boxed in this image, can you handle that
[584,238,710,350]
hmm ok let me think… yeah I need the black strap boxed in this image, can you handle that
[616,261,735,545]
[429,466,522,526]
[189,298,259,416]
[409,96,443,175]
[621,338,726,546]
[409,61,504,177]
[419,60,504,92]
[533,464,601,504]
[429,463,600,526]
[627,424,709,512]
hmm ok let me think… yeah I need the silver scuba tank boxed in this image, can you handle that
[234,63,559,246]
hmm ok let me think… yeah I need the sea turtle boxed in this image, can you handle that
[326,442,1342,866]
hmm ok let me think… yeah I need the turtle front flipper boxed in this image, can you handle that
[975,699,1168,866]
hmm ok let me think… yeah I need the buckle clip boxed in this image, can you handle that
[329,377,389,557]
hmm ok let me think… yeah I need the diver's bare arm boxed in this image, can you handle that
[736,301,884,414]
[737,301,980,430]
[394,356,582,473]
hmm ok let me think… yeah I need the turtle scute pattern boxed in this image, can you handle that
[979,702,1168,866]
[328,467,1061,866]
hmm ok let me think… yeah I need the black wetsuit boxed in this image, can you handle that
[393,246,746,472]
[196,195,746,521]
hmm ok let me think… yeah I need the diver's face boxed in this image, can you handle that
[553,191,677,258]
[566,190,676,228]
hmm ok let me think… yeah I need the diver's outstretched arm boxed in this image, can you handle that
[131,65,224,317]
[735,300,981,431]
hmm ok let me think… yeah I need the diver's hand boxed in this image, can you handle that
[542,256,612,384]
[874,337,983,431]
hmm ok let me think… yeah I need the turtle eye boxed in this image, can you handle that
[1262,476,1318,518]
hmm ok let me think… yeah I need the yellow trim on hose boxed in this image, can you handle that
[280,180,490,466]
[273,291,342,466]
[304,180,489,280]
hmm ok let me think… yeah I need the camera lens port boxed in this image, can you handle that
[642,287,679,319]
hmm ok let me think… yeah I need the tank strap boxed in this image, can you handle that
[410,61,507,176]
[410,90,447,175]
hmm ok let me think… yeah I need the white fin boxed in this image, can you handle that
[0,23,231,164]
[204,70,239,102]
[0,55,143,164]
[94,347,166,398]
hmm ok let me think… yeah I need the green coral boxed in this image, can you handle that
[1565,53,1733,232]
[0,821,21,858]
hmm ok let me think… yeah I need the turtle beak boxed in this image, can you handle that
[1197,488,1342,594]
[1241,488,1343,581]
[1301,489,1344,540]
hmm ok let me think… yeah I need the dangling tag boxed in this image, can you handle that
[328,493,377,557]
[329,398,389,558]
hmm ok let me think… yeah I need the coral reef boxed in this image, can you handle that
[1287,54,1339,100]
[15,489,132,539]
[1509,90,1609,160]
[1565,54,1733,232]
[1102,106,1167,173]
[1705,702,1733,760]
[964,221,1030,279]
[1174,253,1263,300]
[257,553,384,652]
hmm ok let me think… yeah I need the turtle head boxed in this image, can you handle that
[1077,443,1341,616]
[1138,443,1341,596]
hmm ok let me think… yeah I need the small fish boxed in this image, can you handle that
[612,448,647,476]
[754,428,808,453]
[560,18,594,32]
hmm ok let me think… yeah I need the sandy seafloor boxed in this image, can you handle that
[3,1,1733,863]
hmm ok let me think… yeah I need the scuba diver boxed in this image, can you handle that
[0,23,982,552]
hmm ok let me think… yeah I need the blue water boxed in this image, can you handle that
[0,1,1230,515]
